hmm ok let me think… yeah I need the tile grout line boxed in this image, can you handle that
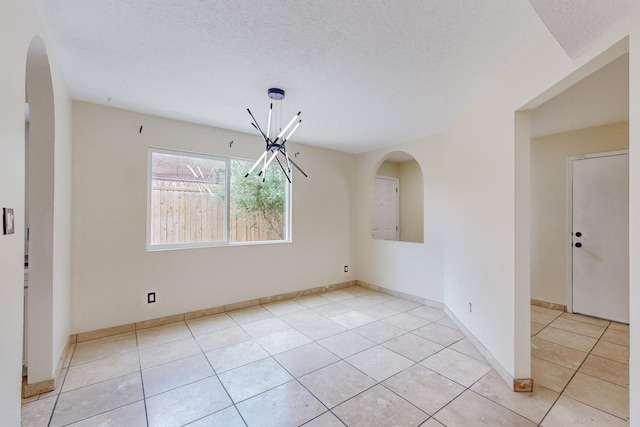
[412,336,499,424]
[135,326,149,426]
[44,339,78,426]
[138,370,149,427]
[187,318,246,427]
[54,335,147,427]
[536,316,631,424]
[45,386,62,427]
[427,369,499,425]
[533,312,589,425]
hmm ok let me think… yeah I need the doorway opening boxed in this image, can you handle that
[517,42,629,408]
[528,53,629,319]
[24,36,56,390]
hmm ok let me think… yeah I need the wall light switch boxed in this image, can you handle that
[148,292,156,304]
[3,208,15,235]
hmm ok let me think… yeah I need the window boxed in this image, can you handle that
[148,149,289,249]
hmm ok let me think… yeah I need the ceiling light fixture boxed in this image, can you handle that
[245,88,307,183]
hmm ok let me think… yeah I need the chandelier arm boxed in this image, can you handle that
[250,122,268,144]
[258,151,266,177]
[266,103,273,140]
[282,120,302,143]
[276,112,301,140]
[247,108,268,141]
[275,156,292,183]
[283,146,292,173]
[285,153,308,178]
[259,145,271,177]
[262,149,280,177]
[245,151,268,178]
[278,141,292,172]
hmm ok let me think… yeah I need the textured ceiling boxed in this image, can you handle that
[528,0,640,58]
[30,1,633,152]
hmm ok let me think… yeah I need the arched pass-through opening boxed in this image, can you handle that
[371,151,424,243]
[24,36,56,389]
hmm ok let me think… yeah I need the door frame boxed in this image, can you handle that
[566,149,629,314]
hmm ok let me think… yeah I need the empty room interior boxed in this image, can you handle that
[2,1,639,426]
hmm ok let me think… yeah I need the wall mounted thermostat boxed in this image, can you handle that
[3,208,14,235]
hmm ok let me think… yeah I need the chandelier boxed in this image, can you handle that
[245,88,307,183]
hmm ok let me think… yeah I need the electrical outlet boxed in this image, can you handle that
[148,292,156,304]
[344,265,348,273]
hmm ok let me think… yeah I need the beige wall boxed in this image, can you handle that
[356,134,446,306]
[377,160,400,178]
[0,0,72,421]
[71,102,356,333]
[531,122,629,305]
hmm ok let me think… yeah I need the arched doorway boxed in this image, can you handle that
[24,36,56,391]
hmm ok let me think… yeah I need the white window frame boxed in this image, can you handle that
[147,147,291,251]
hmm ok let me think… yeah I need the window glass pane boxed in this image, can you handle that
[230,159,287,242]
[150,152,226,246]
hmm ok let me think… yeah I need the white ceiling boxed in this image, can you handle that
[529,0,639,58]
[31,1,635,153]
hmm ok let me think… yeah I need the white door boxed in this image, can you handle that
[572,153,628,323]
[372,177,398,240]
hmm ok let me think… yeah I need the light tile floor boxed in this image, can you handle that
[22,286,629,426]
[530,305,629,426]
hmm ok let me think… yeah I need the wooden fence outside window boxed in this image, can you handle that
[150,179,282,245]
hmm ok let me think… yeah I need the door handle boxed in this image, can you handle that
[575,242,582,248]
